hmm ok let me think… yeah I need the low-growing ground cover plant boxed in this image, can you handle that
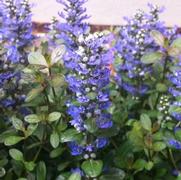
[0,0,181,179]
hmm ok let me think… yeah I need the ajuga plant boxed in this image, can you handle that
[0,0,33,118]
[54,0,115,178]
[0,4,70,179]
[0,0,33,63]
[114,3,175,96]
[1,0,181,179]
[108,4,181,180]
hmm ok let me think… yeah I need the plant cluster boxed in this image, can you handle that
[0,0,181,180]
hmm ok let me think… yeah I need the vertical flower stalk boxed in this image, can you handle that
[168,59,181,149]
[0,0,33,113]
[115,4,169,96]
[168,61,181,121]
[56,0,113,158]
[0,0,33,63]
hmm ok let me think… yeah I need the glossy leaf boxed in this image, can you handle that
[51,45,66,65]
[140,114,152,131]
[150,30,165,47]
[99,168,125,180]
[68,173,81,180]
[28,52,48,67]
[141,52,163,64]
[50,131,60,148]
[60,129,81,143]
[24,114,41,123]
[9,149,24,161]
[25,86,44,102]
[81,160,103,178]
[4,136,24,146]
[36,161,46,180]
[48,112,61,122]
[11,117,23,131]
[153,142,166,151]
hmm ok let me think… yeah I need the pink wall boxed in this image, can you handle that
[30,0,181,26]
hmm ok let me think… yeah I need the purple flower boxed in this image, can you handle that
[55,0,113,156]
[71,168,84,176]
[0,0,33,113]
[95,138,108,149]
[68,142,84,156]
[115,4,173,96]
[1,99,15,107]
[168,61,181,121]
[96,114,113,129]
[0,0,34,63]
[169,139,181,150]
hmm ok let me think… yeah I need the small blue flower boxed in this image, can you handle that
[0,0,33,113]
[1,99,15,107]
[68,142,84,156]
[96,114,113,129]
[115,4,174,96]
[168,61,181,121]
[0,0,34,63]
[169,139,181,150]
[95,138,108,149]
[55,0,113,156]
[71,168,84,176]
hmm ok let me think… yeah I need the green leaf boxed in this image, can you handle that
[52,75,65,88]
[99,168,125,180]
[169,105,181,114]
[168,38,181,57]
[36,161,46,180]
[60,129,81,143]
[170,38,181,49]
[57,121,67,132]
[9,149,24,161]
[96,125,120,137]
[4,136,24,146]
[11,116,23,131]
[68,173,81,180]
[57,162,70,171]
[150,30,165,47]
[26,124,38,136]
[140,114,152,131]
[24,161,36,172]
[145,161,154,171]
[156,83,167,92]
[0,167,6,178]
[51,45,66,65]
[25,86,44,102]
[48,112,61,122]
[0,129,17,143]
[141,52,163,64]
[175,129,181,141]
[153,142,166,151]
[168,47,181,57]
[50,131,60,148]
[24,114,41,123]
[50,147,64,158]
[28,52,48,67]
[0,158,8,167]
[127,122,144,150]
[132,159,146,170]
[56,175,66,180]
[84,118,98,133]
[81,160,103,178]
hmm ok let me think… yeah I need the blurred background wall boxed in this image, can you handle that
[30,0,181,32]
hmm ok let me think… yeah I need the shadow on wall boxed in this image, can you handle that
[33,22,115,34]
[32,22,181,34]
